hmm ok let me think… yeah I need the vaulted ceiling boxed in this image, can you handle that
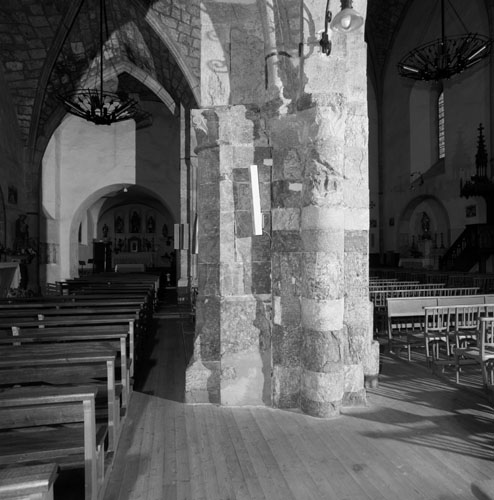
[0,0,423,153]
[366,0,411,89]
[0,0,200,154]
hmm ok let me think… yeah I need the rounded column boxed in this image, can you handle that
[300,108,346,418]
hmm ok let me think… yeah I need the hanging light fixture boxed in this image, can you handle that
[58,0,138,125]
[398,0,492,81]
[330,0,364,34]
[319,0,364,56]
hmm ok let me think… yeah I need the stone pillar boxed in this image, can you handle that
[185,109,221,404]
[270,117,304,409]
[177,104,191,298]
[270,0,377,417]
[189,117,198,291]
[299,106,346,418]
[339,1,380,394]
[186,106,272,406]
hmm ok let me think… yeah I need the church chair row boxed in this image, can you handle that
[387,297,494,388]
[372,287,480,306]
[386,295,494,358]
[423,307,494,386]
[373,288,481,334]
[370,281,438,292]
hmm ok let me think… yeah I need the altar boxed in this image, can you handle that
[113,252,158,268]
[398,257,434,269]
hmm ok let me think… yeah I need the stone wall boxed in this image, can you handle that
[0,66,26,248]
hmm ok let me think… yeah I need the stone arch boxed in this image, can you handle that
[397,195,451,251]
[33,60,180,193]
[132,0,200,105]
[110,62,177,114]
[68,183,174,277]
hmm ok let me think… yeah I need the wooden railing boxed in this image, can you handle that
[440,224,494,271]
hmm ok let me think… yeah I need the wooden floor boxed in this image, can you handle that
[103,309,494,500]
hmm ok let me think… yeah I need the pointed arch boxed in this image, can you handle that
[33,59,178,186]
[397,195,451,250]
[131,0,200,106]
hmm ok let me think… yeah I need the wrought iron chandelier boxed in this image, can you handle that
[397,0,492,81]
[58,0,138,125]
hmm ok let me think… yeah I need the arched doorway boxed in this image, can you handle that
[397,195,451,268]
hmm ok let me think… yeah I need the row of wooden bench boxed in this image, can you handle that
[385,294,494,386]
[371,286,481,334]
[0,274,160,500]
[371,269,494,293]
[370,281,438,291]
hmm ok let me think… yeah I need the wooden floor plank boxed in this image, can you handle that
[174,402,191,500]
[361,356,493,499]
[103,301,494,500]
[144,397,166,500]
[192,403,228,500]
[231,407,297,500]
[184,403,209,500]
[250,406,327,500]
[278,410,376,500]
[161,402,178,498]
[129,394,158,499]
[105,393,153,500]
[198,405,237,500]
[325,411,440,500]
[215,407,255,500]
[271,407,373,500]
[220,407,267,500]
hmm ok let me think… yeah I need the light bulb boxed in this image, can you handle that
[340,15,352,30]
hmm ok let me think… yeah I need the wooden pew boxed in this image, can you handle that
[8,323,135,378]
[0,292,154,311]
[0,463,58,500]
[4,327,132,408]
[0,297,152,332]
[0,385,106,500]
[0,344,119,451]
[0,298,148,310]
[0,315,145,375]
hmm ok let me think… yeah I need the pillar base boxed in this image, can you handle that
[342,389,367,407]
[301,396,341,418]
[185,359,220,404]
